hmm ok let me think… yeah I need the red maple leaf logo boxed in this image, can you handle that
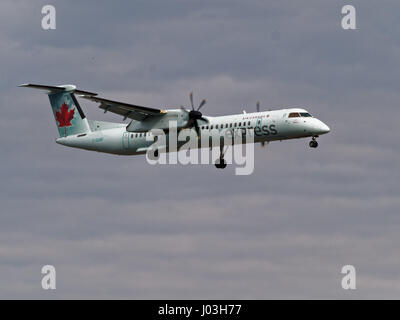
[55,103,75,127]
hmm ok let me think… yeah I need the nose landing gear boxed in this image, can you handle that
[215,158,227,169]
[309,137,318,148]
[215,144,227,169]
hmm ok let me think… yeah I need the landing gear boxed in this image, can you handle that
[215,144,227,169]
[309,137,318,148]
[215,158,227,169]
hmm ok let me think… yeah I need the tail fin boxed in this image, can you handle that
[19,84,96,137]
[48,90,91,137]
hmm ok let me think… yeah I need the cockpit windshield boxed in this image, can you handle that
[288,112,312,118]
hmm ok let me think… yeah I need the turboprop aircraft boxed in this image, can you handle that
[19,84,330,169]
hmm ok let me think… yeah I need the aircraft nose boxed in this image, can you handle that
[318,122,330,134]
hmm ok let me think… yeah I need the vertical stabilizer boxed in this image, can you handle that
[19,84,95,137]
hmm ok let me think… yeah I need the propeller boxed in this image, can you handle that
[182,92,208,136]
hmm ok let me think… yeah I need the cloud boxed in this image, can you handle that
[0,0,400,298]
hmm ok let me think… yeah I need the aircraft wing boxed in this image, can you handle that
[81,95,166,121]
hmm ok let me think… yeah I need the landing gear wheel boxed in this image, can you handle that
[309,140,318,148]
[215,158,227,169]
[215,144,227,169]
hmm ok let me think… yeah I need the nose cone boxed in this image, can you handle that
[311,120,330,135]
[319,123,330,134]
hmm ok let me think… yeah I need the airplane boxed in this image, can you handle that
[19,83,330,169]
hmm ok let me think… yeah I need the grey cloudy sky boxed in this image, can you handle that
[0,0,399,298]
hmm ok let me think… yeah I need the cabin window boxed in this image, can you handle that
[239,122,241,126]
[210,125,213,129]
[248,121,250,126]
[234,123,237,127]
[201,126,204,129]
[288,112,301,118]
[131,134,133,138]
[216,124,218,129]
[206,126,209,129]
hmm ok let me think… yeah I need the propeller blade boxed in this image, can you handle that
[194,120,201,137]
[189,92,194,110]
[182,92,208,134]
[180,106,189,115]
[186,117,194,127]
[256,101,260,113]
[197,99,206,111]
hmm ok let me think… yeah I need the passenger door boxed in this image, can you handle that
[122,132,129,149]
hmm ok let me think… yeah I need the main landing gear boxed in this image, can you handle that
[215,145,227,169]
[309,136,318,148]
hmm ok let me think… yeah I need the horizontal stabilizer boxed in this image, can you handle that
[18,83,97,96]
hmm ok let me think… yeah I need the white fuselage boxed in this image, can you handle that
[56,108,330,155]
